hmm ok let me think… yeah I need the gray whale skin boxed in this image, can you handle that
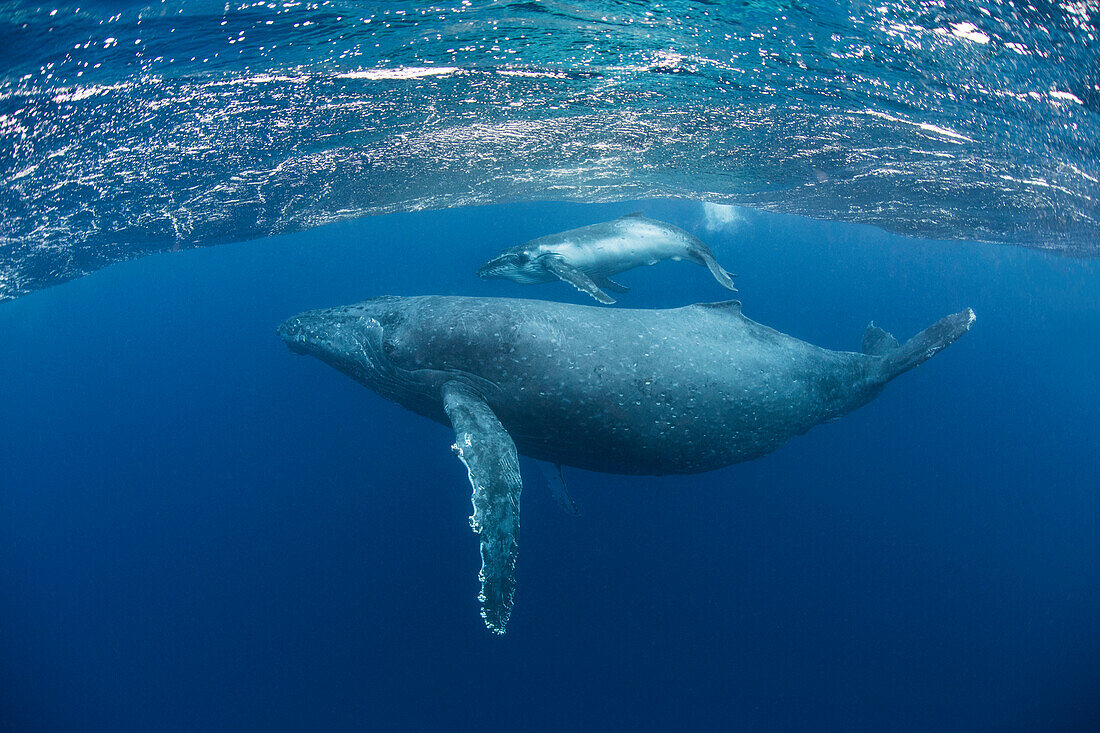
[279,295,975,633]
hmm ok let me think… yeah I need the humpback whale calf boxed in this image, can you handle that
[477,214,737,304]
[279,296,974,633]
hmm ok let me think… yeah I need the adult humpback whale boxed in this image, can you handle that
[279,296,974,633]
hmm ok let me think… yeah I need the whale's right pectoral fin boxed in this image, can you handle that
[539,461,581,516]
[543,257,616,304]
[441,381,523,635]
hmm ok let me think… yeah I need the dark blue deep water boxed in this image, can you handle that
[1,200,1097,730]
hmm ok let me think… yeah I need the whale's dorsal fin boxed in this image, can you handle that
[442,381,523,635]
[861,322,899,355]
[542,256,616,304]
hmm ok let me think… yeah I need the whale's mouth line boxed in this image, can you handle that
[477,260,508,279]
[277,311,387,369]
[277,315,319,355]
[279,311,450,404]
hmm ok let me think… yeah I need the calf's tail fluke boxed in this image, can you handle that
[865,308,976,381]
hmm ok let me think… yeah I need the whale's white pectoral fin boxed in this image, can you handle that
[542,257,616,304]
[441,381,523,635]
[539,461,581,516]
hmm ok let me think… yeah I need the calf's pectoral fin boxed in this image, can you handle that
[441,381,523,635]
[543,257,616,304]
[688,243,738,292]
[598,276,630,294]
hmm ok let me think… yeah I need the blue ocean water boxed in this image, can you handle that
[1,199,1098,730]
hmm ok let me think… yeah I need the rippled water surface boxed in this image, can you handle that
[1,1,1097,298]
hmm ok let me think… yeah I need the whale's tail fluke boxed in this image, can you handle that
[868,308,976,381]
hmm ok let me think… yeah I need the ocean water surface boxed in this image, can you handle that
[2,1,1099,299]
[1,1,1099,731]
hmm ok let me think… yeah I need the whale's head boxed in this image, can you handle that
[476,245,553,284]
[278,297,428,400]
